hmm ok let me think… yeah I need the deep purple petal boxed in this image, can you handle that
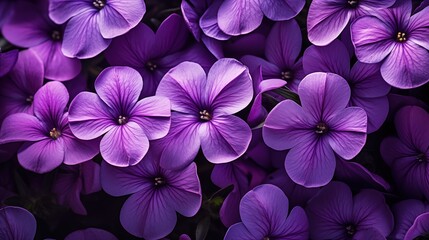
[391,200,428,240]
[0,50,18,77]
[259,0,304,21]
[404,213,429,240]
[8,50,44,97]
[154,14,189,55]
[350,95,388,133]
[65,228,118,240]
[349,61,390,98]
[18,139,64,173]
[0,206,36,240]
[224,223,256,240]
[217,0,263,36]
[0,113,47,143]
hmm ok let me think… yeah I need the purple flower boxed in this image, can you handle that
[48,0,146,59]
[241,19,304,93]
[0,81,100,173]
[263,72,367,187]
[303,40,391,133]
[351,0,429,88]
[0,0,14,30]
[156,58,253,170]
[0,49,18,78]
[306,181,394,240]
[307,0,395,46]
[105,14,215,97]
[101,148,201,239]
[65,228,118,240]
[380,106,429,199]
[390,199,429,240]
[224,184,309,240]
[0,206,37,240]
[68,66,171,167]
[2,1,81,81]
[52,161,101,215]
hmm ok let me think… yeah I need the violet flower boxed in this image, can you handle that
[156,58,253,170]
[380,106,429,199]
[0,49,18,78]
[52,161,101,215]
[0,206,37,240]
[241,19,305,92]
[263,72,367,187]
[224,184,309,240]
[105,14,215,97]
[68,66,171,167]
[351,0,429,88]
[65,228,118,240]
[390,199,429,240]
[48,0,146,59]
[101,148,201,239]
[307,0,395,46]
[303,40,391,133]
[0,0,14,30]
[306,181,394,240]
[0,81,100,173]
[2,1,81,81]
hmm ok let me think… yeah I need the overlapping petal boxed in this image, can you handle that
[18,139,65,173]
[217,0,263,36]
[259,0,304,21]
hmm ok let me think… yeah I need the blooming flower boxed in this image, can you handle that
[52,161,101,215]
[48,0,146,59]
[241,19,305,92]
[0,81,100,173]
[351,0,429,88]
[263,72,367,187]
[105,14,215,97]
[0,49,17,77]
[68,66,171,167]
[380,106,429,199]
[156,58,253,170]
[224,184,309,240]
[306,181,394,240]
[2,1,81,81]
[0,206,37,240]
[65,228,118,240]
[307,0,395,46]
[303,40,391,133]
[101,148,201,239]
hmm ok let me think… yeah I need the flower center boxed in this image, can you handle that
[281,71,294,81]
[154,177,165,186]
[347,0,359,7]
[417,153,427,162]
[345,224,356,237]
[118,115,127,125]
[145,61,157,71]
[396,32,407,42]
[264,237,270,240]
[315,122,328,134]
[92,0,105,9]
[49,128,61,140]
[51,30,61,41]
[199,110,212,121]
[25,95,34,104]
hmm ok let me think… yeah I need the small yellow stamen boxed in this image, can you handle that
[199,110,211,121]
[49,128,61,140]
[396,32,407,42]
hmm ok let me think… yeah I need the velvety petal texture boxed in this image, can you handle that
[0,206,37,240]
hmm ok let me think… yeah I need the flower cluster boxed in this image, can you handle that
[0,0,429,239]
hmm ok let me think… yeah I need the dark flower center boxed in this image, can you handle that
[315,122,329,134]
[347,0,359,8]
[281,70,294,81]
[199,110,212,121]
[154,177,165,186]
[92,0,105,9]
[49,128,61,140]
[414,234,429,240]
[25,95,34,104]
[345,224,356,237]
[145,61,157,71]
[118,115,127,125]
[51,30,61,41]
[417,153,427,162]
[396,32,407,42]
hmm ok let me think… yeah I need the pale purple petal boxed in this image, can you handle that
[0,206,36,240]
[408,6,429,50]
[62,130,100,165]
[33,81,69,125]
[217,0,263,36]
[259,0,304,21]
[49,0,94,24]
[200,0,230,40]
[0,113,47,143]
[18,139,64,173]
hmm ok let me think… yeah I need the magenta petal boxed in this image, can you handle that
[65,228,118,240]
[62,11,111,59]
[120,190,177,239]
[49,0,94,24]
[0,113,47,143]
[33,81,69,125]
[206,58,253,115]
[18,139,64,173]
[0,206,37,240]
[285,134,336,187]
[259,0,304,21]
[217,0,263,36]
[68,92,115,140]
[199,115,251,164]
[224,223,256,240]
[100,122,149,167]
[98,0,145,39]
[381,41,429,89]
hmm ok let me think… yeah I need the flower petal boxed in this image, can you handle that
[405,213,429,240]
[98,0,145,38]
[199,0,230,40]
[100,122,149,167]
[8,50,44,96]
[350,95,388,133]
[0,113,47,143]
[65,228,118,240]
[395,106,429,152]
[33,81,69,126]
[409,6,429,50]
[259,0,304,21]
[217,0,263,36]
[199,115,251,164]
[18,139,64,173]
[0,50,18,77]
[349,61,390,98]
[225,223,257,240]
[49,0,94,24]
[154,14,189,55]
[62,128,100,165]
[277,207,309,239]
[0,206,37,240]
